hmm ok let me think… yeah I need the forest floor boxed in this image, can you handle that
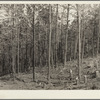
[0,56,100,90]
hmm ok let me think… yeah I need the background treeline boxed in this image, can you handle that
[0,4,100,82]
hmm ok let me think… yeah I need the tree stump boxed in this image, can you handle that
[70,69,73,80]
[94,59,98,69]
[96,71,100,78]
[76,77,79,85]
[84,75,87,84]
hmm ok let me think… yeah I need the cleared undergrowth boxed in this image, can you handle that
[0,56,100,90]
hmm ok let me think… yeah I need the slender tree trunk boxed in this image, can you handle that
[81,7,85,63]
[38,20,40,68]
[32,5,35,81]
[60,8,64,63]
[2,45,5,75]
[60,14,62,63]
[74,33,78,60]
[55,4,58,68]
[82,30,85,62]
[12,17,15,80]
[74,7,80,60]
[45,26,48,67]
[64,4,70,67]
[17,19,19,73]
[51,45,54,68]
[19,25,22,72]
[25,27,28,72]
[11,5,16,80]
[70,40,73,61]
[92,21,95,58]
[48,4,52,83]
[97,4,100,57]
[77,4,81,81]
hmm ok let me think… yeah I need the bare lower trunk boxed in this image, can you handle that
[64,4,70,67]
[77,4,81,81]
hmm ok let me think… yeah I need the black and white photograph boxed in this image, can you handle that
[0,1,100,91]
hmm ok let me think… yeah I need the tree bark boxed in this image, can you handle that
[97,4,100,57]
[55,4,58,68]
[32,4,35,81]
[77,4,81,81]
[17,19,19,73]
[48,4,52,83]
[64,4,70,67]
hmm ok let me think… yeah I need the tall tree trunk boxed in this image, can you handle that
[11,4,16,80]
[19,25,22,72]
[64,4,70,67]
[81,6,85,63]
[48,4,52,83]
[55,4,58,68]
[32,5,35,81]
[38,20,40,68]
[97,4,100,57]
[2,45,5,75]
[92,21,95,58]
[60,12,63,63]
[77,4,81,81]
[17,19,19,73]
[12,17,15,80]
[60,8,64,63]
[74,7,79,60]
[25,27,28,72]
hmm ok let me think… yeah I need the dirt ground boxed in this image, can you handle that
[0,57,100,90]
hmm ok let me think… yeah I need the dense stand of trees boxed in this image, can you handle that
[0,4,100,83]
